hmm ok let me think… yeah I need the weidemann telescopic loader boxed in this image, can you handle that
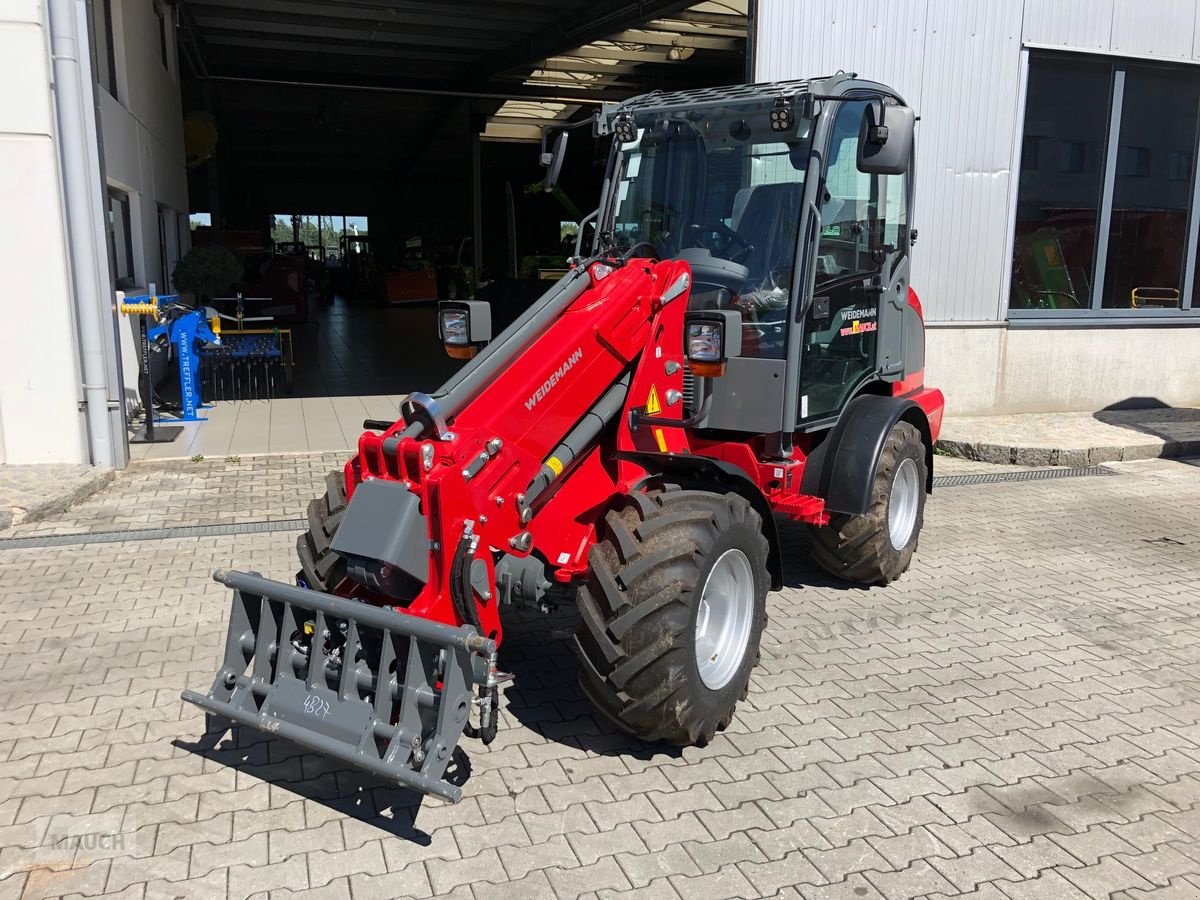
[184,74,945,802]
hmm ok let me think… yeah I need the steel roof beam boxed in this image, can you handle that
[478,0,695,78]
[186,0,536,31]
[200,73,628,104]
[193,20,509,51]
[607,29,740,50]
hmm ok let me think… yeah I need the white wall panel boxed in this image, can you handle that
[1194,3,1200,59]
[1022,0,1115,50]
[755,0,929,111]
[1111,0,1195,58]
[0,9,89,463]
[755,0,1023,323]
[912,0,1024,323]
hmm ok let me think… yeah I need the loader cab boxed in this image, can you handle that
[595,77,917,440]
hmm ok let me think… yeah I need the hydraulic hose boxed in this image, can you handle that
[450,527,498,745]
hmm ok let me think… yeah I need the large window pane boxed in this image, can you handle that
[1010,58,1112,311]
[1102,68,1200,309]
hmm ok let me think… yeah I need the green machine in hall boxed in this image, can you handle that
[1011,227,1087,310]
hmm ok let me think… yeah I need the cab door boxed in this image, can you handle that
[798,99,911,425]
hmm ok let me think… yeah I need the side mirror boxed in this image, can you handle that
[857,101,914,175]
[540,131,569,193]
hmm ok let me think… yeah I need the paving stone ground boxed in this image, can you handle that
[1,453,1200,899]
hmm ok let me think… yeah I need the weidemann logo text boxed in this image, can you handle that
[525,348,583,411]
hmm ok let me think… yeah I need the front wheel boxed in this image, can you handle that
[574,486,769,746]
[808,420,928,585]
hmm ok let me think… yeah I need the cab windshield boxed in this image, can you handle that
[604,99,813,358]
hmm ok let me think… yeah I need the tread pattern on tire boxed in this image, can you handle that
[574,485,767,746]
[809,420,927,585]
[297,469,348,591]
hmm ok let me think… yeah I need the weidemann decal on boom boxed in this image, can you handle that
[526,348,583,411]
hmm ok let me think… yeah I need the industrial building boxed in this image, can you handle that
[2,0,1198,466]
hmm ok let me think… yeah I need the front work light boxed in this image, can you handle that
[684,310,742,377]
[613,113,638,145]
[439,300,492,360]
[770,97,794,132]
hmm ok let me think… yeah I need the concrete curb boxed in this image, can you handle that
[936,438,1200,468]
[0,468,116,530]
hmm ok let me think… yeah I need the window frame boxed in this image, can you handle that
[107,188,135,288]
[90,0,118,99]
[1008,49,1200,322]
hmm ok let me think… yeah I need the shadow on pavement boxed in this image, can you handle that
[497,605,685,764]
[1093,397,1200,448]
[774,515,878,593]
[173,721,440,845]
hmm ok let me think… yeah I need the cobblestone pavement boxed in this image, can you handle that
[1,455,1200,899]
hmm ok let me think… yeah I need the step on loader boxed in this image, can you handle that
[184,74,946,802]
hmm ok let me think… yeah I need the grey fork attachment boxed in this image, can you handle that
[181,569,495,803]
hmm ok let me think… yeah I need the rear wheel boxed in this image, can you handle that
[574,486,768,745]
[296,469,348,591]
[808,420,927,585]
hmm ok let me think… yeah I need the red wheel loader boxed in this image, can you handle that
[184,75,945,802]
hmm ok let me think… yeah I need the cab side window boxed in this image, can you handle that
[800,100,907,421]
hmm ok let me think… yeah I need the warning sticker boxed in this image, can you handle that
[646,385,661,415]
[546,456,564,477]
[654,428,669,452]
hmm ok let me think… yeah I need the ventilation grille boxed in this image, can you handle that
[681,366,696,416]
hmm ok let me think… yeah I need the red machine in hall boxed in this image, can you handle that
[185,74,945,803]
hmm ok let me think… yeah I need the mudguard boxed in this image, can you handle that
[182,570,494,803]
[800,394,933,517]
[617,451,783,591]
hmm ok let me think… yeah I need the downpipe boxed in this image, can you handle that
[47,0,117,467]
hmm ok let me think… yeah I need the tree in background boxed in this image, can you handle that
[270,215,357,260]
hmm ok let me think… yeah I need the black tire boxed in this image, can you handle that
[574,486,769,746]
[296,469,348,591]
[809,420,927,585]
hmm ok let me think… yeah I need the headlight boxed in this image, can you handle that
[441,310,469,346]
[686,321,724,363]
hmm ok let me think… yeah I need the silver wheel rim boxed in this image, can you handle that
[888,457,921,550]
[694,548,755,691]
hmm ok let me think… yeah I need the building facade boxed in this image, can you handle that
[757,0,1200,414]
[0,0,186,465]
[4,0,1200,466]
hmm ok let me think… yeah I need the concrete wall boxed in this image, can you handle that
[927,325,1200,414]
[0,1,89,464]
